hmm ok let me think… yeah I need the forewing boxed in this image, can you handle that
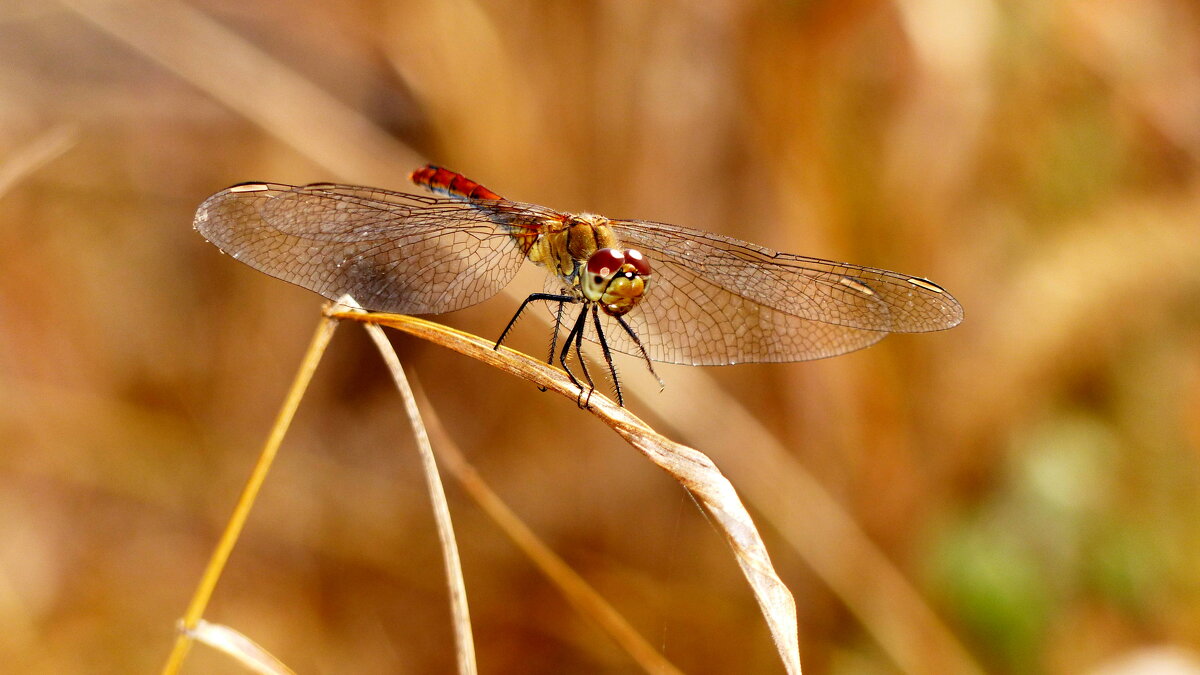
[601,219,963,365]
[194,183,544,314]
[593,267,889,366]
[542,266,887,366]
[611,219,962,332]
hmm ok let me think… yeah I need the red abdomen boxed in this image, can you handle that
[409,165,502,201]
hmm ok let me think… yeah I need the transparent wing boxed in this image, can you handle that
[544,272,887,366]
[596,219,963,366]
[194,183,556,314]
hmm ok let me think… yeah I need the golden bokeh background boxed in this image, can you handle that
[2,0,1198,672]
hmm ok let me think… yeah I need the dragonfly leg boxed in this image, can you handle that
[591,304,624,407]
[495,292,576,351]
[547,299,567,367]
[531,299,569,393]
[573,307,599,408]
[615,314,664,390]
[559,304,594,407]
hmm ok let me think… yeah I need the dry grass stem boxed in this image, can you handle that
[182,620,297,675]
[161,315,340,675]
[377,335,686,675]
[360,320,477,675]
[333,310,803,674]
[643,368,987,675]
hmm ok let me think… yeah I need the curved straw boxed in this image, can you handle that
[360,321,477,675]
[332,310,803,675]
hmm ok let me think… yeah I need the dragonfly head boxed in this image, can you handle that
[581,248,652,315]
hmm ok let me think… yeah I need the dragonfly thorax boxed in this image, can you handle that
[528,213,618,279]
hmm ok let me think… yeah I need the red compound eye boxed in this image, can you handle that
[586,248,626,278]
[624,249,651,276]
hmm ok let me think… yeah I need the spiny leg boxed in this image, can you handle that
[615,314,664,390]
[535,298,570,393]
[591,304,624,407]
[571,306,598,407]
[547,298,567,367]
[495,292,575,351]
[558,304,593,406]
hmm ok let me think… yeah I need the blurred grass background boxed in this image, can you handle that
[1,0,1198,672]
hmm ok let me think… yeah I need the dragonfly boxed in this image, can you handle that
[194,165,963,406]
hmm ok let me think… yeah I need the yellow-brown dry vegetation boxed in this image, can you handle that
[1,1,1198,673]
